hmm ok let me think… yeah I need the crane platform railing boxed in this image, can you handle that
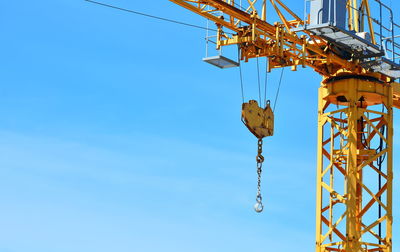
[365,0,400,65]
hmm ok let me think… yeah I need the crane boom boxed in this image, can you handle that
[170,0,400,107]
[171,0,352,71]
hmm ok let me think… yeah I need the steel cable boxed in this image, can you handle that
[257,57,262,105]
[264,59,268,107]
[84,0,234,34]
[273,68,285,112]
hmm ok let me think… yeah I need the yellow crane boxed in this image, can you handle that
[169,0,400,251]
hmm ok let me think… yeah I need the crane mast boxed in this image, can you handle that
[170,0,399,251]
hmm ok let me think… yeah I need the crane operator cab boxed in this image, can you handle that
[303,0,400,79]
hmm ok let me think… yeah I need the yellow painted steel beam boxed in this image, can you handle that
[392,82,400,108]
[363,0,376,44]
[170,0,357,73]
[317,77,393,252]
[169,1,397,252]
[170,0,400,105]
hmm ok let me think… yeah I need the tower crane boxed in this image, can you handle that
[169,0,400,251]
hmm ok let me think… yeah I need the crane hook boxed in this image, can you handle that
[241,100,272,213]
[254,193,264,213]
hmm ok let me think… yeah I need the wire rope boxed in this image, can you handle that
[239,63,245,103]
[273,68,285,112]
[257,57,262,105]
[84,0,234,34]
[264,59,268,107]
[238,46,245,103]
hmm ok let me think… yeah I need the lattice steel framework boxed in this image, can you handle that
[169,1,400,251]
[316,76,393,252]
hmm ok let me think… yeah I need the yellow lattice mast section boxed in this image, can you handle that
[170,0,400,251]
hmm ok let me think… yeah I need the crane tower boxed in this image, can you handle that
[170,0,400,251]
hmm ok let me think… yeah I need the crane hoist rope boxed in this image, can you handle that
[238,47,245,103]
[273,68,284,112]
[263,60,268,107]
[256,57,262,105]
[239,58,285,212]
[240,86,274,212]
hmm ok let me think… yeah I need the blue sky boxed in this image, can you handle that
[0,0,399,251]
